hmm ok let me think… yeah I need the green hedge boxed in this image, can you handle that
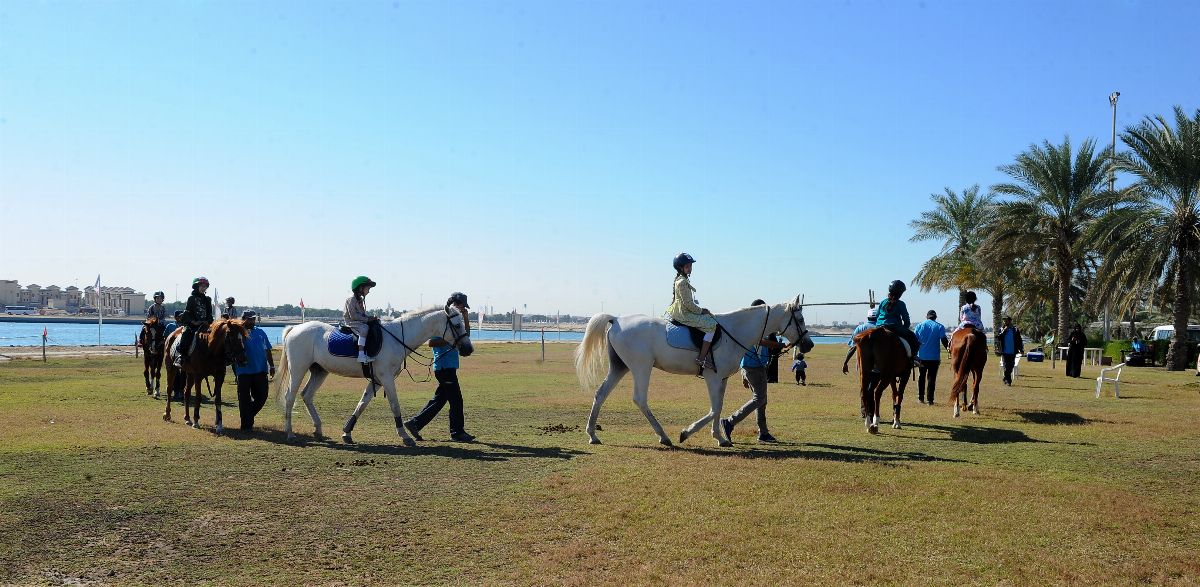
[1102,340,1131,363]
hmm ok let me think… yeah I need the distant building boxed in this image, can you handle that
[84,286,146,317]
[0,279,85,312]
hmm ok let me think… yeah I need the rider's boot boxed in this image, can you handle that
[357,348,369,364]
[696,340,714,371]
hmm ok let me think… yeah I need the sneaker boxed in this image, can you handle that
[721,418,734,440]
[450,431,476,442]
[404,422,424,441]
[357,351,369,364]
[758,432,777,443]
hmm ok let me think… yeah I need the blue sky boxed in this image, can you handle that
[2,0,1197,324]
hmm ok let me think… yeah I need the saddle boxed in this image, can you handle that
[329,321,383,358]
[665,320,723,351]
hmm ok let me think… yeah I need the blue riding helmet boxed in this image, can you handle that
[672,252,696,272]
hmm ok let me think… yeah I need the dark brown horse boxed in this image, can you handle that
[948,326,988,417]
[853,327,911,433]
[140,316,166,397]
[163,319,247,432]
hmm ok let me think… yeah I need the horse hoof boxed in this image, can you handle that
[153,393,160,400]
[162,413,170,422]
[402,437,416,447]
[660,437,674,447]
[678,431,688,443]
[718,439,733,447]
[341,433,355,444]
[893,423,901,429]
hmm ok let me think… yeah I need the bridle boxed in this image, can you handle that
[722,303,809,357]
[379,307,472,382]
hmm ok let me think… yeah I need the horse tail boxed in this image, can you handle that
[575,314,614,390]
[274,325,294,410]
[950,330,973,397]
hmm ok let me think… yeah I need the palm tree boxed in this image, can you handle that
[1088,106,1200,370]
[987,136,1114,345]
[909,185,996,309]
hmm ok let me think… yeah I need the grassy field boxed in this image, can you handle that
[2,342,1199,586]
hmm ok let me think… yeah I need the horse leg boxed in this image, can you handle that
[892,378,906,429]
[381,380,416,447]
[162,363,173,420]
[192,376,203,427]
[213,372,225,434]
[708,376,732,447]
[144,363,152,394]
[868,378,886,434]
[586,361,628,445]
[282,362,308,441]
[627,365,670,447]
[301,370,329,439]
[970,370,982,415]
[341,381,376,445]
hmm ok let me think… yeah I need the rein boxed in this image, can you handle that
[718,305,808,362]
[378,309,469,383]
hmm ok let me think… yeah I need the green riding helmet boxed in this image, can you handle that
[351,275,377,291]
[192,276,210,289]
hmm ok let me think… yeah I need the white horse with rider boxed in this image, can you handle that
[575,295,814,447]
[275,305,473,444]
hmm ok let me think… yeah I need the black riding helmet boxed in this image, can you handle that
[887,280,907,296]
[673,252,696,272]
[447,292,470,308]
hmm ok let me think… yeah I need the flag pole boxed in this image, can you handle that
[96,274,103,346]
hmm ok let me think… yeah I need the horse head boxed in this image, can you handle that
[214,319,249,366]
[444,305,474,357]
[784,295,815,353]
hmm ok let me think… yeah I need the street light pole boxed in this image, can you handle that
[1104,91,1120,343]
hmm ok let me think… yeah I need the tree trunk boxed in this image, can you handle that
[1165,261,1193,371]
[1056,261,1072,348]
[958,289,967,314]
[991,284,1004,337]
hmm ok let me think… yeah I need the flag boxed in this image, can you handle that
[42,327,47,338]
[300,299,305,309]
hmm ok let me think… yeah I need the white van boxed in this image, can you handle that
[1150,324,1200,343]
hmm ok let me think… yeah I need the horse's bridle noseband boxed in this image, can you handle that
[440,308,471,348]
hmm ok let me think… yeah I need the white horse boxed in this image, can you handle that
[575,296,814,447]
[275,306,473,444]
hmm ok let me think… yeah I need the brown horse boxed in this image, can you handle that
[140,316,166,397]
[948,326,987,417]
[853,327,911,433]
[163,319,247,432]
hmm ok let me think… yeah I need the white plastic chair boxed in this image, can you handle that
[1095,363,1125,398]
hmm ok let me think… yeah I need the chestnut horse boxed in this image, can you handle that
[948,326,987,417]
[163,319,247,432]
[853,327,911,433]
[140,316,166,397]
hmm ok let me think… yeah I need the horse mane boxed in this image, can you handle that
[392,305,451,321]
[207,318,248,350]
[144,315,159,326]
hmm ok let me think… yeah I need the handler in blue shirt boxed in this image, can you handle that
[913,310,950,404]
[721,299,786,443]
[404,292,476,442]
[233,311,274,431]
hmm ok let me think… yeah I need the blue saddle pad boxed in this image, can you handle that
[666,322,699,351]
[328,330,358,357]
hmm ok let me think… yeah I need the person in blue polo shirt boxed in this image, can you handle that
[404,292,475,442]
[913,310,950,404]
[721,299,786,443]
[234,311,275,431]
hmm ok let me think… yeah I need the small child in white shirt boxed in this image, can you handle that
[791,352,808,386]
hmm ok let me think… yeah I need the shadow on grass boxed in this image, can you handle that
[237,428,590,462]
[626,441,968,465]
[1014,410,1089,425]
[905,422,1039,444]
